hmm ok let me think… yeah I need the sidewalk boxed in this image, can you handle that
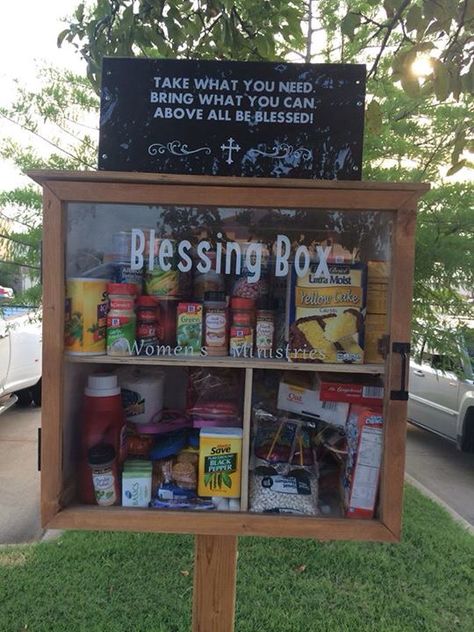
[0,406,42,544]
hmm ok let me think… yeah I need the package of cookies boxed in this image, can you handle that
[288,262,366,363]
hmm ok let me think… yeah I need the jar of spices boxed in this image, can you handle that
[229,297,255,358]
[88,443,119,506]
[255,309,275,358]
[136,295,159,354]
[204,291,228,356]
[107,283,136,356]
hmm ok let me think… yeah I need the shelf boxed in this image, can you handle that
[65,353,384,374]
[46,504,396,541]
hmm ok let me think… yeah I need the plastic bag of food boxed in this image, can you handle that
[187,367,242,406]
[249,465,319,516]
[251,408,297,473]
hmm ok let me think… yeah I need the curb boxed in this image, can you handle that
[40,529,63,542]
[405,473,474,535]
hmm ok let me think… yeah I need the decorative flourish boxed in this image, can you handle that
[248,144,312,160]
[148,140,211,157]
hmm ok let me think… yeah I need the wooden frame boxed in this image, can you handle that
[31,170,428,543]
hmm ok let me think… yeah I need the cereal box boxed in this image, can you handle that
[343,406,383,519]
[288,263,366,363]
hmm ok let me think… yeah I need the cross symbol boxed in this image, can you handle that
[221,137,241,165]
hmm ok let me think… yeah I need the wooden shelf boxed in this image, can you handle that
[46,504,396,541]
[64,353,384,374]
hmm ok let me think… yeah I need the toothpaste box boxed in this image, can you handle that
[317,373,384,408]
[343,406,383,519]
[122,460,152,507]
[277,373,349,428]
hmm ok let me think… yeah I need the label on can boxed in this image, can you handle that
[114,263,143,293]
[145,267,180,297]
[65,278,109,354]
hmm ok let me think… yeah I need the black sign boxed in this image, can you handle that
[99,58,366,179]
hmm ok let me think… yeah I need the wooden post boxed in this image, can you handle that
[192,535,238,632]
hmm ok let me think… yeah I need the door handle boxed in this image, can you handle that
[414,370,425,377]
[449,382,457,387]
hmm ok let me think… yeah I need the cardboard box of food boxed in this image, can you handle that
[367,260,390,284]
[288,262,366,364]
[317,373,384,408]
[122,460,153,507]
[277,373,349,427]
[366,283,388,315]
[343,406,383,519]
[364,314,387,364]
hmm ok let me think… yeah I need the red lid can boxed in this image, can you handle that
[230,297,255,310]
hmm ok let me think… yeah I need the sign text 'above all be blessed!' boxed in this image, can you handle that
[98,58,366,179]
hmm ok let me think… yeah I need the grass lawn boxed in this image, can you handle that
[1,485,473,632]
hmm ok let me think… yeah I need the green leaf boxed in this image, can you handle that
[222,473,232,488]
[433,62,450,101]
[383,0,403,18]
[57,30,70,48]
[366,100,383,134]
[401,75,421,97]
[446,160,466,177]
[341,12,361,41]
[406,6,423,33]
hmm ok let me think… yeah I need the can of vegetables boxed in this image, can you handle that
[144,238,181,297]
[65,278,109,355]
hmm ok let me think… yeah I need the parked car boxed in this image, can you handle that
[408,326,474,452]
[0,307,42,415]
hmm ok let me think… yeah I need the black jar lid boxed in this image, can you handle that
[88,443,115,466]
[204,291,226,302]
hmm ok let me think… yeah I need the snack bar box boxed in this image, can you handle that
[317,373,384,408]
[277,373,349,428]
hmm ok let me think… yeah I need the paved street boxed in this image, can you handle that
[0,405,42,544]
[406,422,474,526]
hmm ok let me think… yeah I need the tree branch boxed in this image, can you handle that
[368,0,414,79]
[0,112,95,169]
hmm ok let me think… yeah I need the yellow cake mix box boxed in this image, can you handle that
[288,263,366,363]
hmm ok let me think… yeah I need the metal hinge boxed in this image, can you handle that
[390,342,411,401]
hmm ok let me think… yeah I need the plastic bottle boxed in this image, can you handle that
[79,374,126,504]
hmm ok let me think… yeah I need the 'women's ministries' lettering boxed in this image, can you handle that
[130,229,331,282]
